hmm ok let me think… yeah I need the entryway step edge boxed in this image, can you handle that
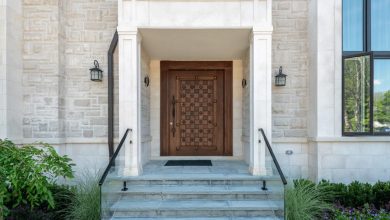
[110,200,283,212]
[102,185,283,194]
[109,174,282,181]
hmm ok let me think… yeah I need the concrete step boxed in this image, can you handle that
[111,200,283,218]
[104,185,283,200]
[106,174,283,187]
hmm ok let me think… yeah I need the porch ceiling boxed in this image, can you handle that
[139,28,251,60]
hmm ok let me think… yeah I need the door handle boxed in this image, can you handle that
[171,95,176,137]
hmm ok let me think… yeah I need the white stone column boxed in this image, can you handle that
[249,28,273,175]
[118,27,143,176]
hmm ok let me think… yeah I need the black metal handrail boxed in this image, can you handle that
[259,128,287,185]
[107,31,118,158]
[99,128,131,186]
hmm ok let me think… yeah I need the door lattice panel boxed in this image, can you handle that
[176,76,217,149]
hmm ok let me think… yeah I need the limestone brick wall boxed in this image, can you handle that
[273,142,309,179]
[232,60,243,158]
[242,49,250,163]
[313,141,390,183]
[272,0,309,139]
[150,60,160,158]
[22,0,118,141]
[140,47,151,164]
[23,0,64,139]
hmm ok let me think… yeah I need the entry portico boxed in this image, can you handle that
[117,0,273,176]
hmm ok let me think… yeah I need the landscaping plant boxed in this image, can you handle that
[334,203,390,220]
[285,179,334,220]
[0,139,74,217]
[65,171,100,220]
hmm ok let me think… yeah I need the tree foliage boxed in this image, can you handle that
[343,56,371,132]
[374,90,390,127]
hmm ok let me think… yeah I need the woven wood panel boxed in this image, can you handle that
[176,76,217,149]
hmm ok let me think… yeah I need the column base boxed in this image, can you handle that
[249,166,267,176]
[122,166,143,176]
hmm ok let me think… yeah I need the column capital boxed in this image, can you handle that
[252,26,274,36]
[117,26,138,35]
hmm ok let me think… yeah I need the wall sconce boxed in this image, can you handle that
[90,60,103,82]
[275,66,287,86]
[242,79,247,88]
[144,76,150,87]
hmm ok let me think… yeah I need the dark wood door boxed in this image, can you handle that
[161,61,232,156]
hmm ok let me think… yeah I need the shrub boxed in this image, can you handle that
[372,181,390,209]
[346,181,375,207]
[319,179,390,210]
[65,171,100,220]
[286,179,333,220]
[319,180,348,204]
[6,184,75,220]
[0,140,74,217]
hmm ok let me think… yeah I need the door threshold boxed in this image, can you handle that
[151,156,243,161]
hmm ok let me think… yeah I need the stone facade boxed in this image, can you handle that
[23,0,117,141]
[272,0,308,139]
[0,0,389,183]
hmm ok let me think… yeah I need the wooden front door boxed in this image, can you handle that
[161,61,232,156]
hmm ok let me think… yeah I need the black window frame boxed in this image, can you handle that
[342,0,390,136]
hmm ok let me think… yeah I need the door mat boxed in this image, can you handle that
[164,160,212,166]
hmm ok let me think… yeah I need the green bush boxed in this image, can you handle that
[6,185,75,220]
[319,179,390,210]
[372,181,390,209]
[0,139,74,217]
[65,171,100,220]
[286,179,333,220]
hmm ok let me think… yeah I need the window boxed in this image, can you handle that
[343,0,390,135]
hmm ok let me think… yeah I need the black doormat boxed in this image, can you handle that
[164,160,212,166]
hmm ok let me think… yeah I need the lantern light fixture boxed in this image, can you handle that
[144,76,150,87]
[275,66,287,86]
[90,60,103,82]
[242,79,247,88]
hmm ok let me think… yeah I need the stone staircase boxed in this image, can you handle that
[102,174,285,219]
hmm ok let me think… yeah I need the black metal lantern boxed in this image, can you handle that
[144,76,150,87]
[242,79,247,88]
[275,66,287,86]
[90,60,103,82]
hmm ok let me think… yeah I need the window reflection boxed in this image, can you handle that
[374,59,390,133]
[343,55,371,133]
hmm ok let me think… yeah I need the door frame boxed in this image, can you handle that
[160,61,233,156]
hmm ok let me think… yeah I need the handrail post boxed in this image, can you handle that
[99,128,131,186]
[258,128,287,185]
